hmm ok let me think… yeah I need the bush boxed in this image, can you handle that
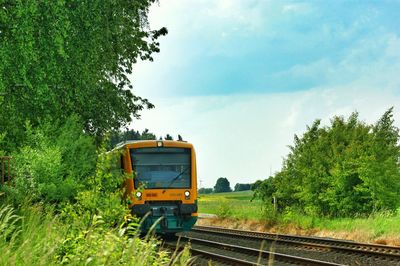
[56,214,172,265]
[256,109,400,217]
[0,144,191,265]
[261,202,279,227]
[0,203,179,265]
[216,201,232,218]
[4,117,96,205]
[1,117,193,265]
[0,133,5,157]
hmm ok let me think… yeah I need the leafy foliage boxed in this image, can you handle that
[0,205,20,243]
[255,108,400,217]
[109,128,157,147]
[164,134,174,140]
[0,0,167,149]
[234,183,252,191]
[251,180,262,191]
[0,203,181,265]
[0,144,189,265]
[4,116,96,204]
[214,177,232,193]
[109,128,177,149]
[198,187,213,194]
[0,0,193,264]
[216,201,233,218]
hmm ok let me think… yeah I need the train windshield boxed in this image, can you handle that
[130,147,191,189]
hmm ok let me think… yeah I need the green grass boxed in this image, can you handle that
[311,213,400,236]
[0,204,191,265]
[198,191,400,242]
[198,190,264,219]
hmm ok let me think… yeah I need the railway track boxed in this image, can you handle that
[171,225,400,265]
[167,235,342,265]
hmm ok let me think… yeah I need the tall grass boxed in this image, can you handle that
[0,124,194,265]
[0,204,189,265]
[0,204,62,265]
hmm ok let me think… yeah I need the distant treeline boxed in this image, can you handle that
[199,178,260,194]
[109,129,179,149]
[253,108,400,217]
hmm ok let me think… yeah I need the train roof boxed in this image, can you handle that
[113,139,192,150]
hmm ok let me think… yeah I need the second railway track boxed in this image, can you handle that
[172,225,400,265]
[167,235,342,265]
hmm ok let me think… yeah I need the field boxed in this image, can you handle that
[198,190,400,245]
[198,190,264,219]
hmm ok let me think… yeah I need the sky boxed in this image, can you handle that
[130,1,400,188]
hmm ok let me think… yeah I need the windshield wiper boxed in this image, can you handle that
[162,166,189,193]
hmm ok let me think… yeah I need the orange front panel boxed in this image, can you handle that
[121,140,197,206]
[131,188,196,204]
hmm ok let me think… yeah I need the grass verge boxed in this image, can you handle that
[198,190,263,219]
[198,190,400,246]
[0,203,190,265]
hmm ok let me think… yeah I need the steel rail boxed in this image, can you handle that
[164,242,255,266]
[193,225,400,261]
[169,236,343,266]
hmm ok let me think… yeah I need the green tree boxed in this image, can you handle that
[255,109,400,217]
[109,128,158,148]
[234,183,252,191]
[5,117,96,204]
[214,177,232,193]
[251,180,263,191]
[164,134,173,140]
[198,188,213,194]
[140,129,156,140]
[358,107,400,211]
[0,1,167,149]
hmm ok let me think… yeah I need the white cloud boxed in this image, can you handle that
[282,3,311,14]
[273,33,400,90]
[129,1,400,189]
[131,86,400,188]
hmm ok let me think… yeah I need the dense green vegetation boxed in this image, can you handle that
[198,187,214,194]
[0,0,167,149]
[255,109,400,217]
[234,183,252,192]
[0,125,191,265]
[0,1,191,264]
[0,131,192,264]
[198,191,400,242]
[198,109,400,242]
[213,177,232,193]
[198,181,253,194]
[108,128,181,149]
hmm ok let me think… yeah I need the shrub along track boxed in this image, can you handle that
[169,225,400,265]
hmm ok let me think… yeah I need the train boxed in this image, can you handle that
[115,140,198,233]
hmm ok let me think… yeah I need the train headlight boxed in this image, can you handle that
[136,191,142,199]
[184,191,190,199]
[157,141,163,147]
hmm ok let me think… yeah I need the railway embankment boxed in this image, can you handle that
[172,225,400,265]
[197,216,400,248]
[198,191,400,247]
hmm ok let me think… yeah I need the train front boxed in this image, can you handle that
[126,140,198,233]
